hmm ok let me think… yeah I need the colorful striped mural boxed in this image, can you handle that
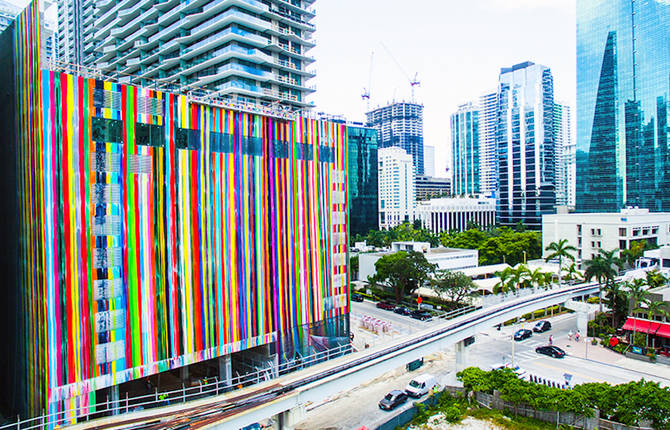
[12,2,349,418]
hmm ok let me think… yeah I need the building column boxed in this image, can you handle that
[180,365,190,386]
[455,339,469,372]
[110,385,120,415]
[274,405,306,430]
[218,355,232,388]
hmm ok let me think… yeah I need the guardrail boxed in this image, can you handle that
[0,344,354,430]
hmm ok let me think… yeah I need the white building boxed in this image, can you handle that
[542,208,670,264]
[378,146,415,229]
[359,242,479,283]
[415,196,496,234]
[478,91,498,196]
[424,145,435,177]
[555,102,575,208]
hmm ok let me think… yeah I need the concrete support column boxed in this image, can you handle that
[110,385,120,415]
[455,340,469,372]
[218,355,232,387]
[274,405,306,430]
[180,365,190,386]
[576,310,588,335]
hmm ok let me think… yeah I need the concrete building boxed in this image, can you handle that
[415,196,496,234]
[478,91,498,196]
[424,145,435,177]
[415,174,451,201]
[367,102,424,174]
[577,0,670,212]
[554,102,575,208]
[451,102,480,196]
[497,61,556,228]
[542,208,670,264]
[57,0,317,110]
[359,242,479,283]
[0,0,20,33]
[348,124,378,237]
[378,146,415,230]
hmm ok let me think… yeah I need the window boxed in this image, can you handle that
[135,122,164,147]
[92,117,123,143]
[619,240,627,249]
[176,127,201,150]
[619,228,627,236]
[591,241,595,247]
[577,225,582,234]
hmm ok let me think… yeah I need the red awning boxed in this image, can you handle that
[622,318,670,339]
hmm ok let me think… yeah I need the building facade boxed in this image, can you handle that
[348,124,378,237]
[577,0,670,212]
[378,146,414,229]
[555,102,575,208]
[367,102,424,174]
[478,91,498,196]
[497,61,556,228]
[415,174,451,201]
[451,102,479,196]
[0,0,20,33]
[424,145,435,177]
[415,196,496,234]
[57,0,316,110]
[542,209,670,264]
[4,2,348,419]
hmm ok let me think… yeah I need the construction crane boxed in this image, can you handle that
[361,51,374,111]
[380,42,421,102]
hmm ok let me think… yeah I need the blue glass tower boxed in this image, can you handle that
[347,125,379,237]
[577,0,670,212]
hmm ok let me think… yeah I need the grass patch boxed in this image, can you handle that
[469,407,560,430]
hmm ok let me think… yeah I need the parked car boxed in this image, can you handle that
[351,293,364,302]
[410,310,432,321]
[514,329,533,341]
[394,306,412,315]
[378,390,408,410]
[376,301,395,310]
[404,374,439,398]
[490,364,527,380]
[536,345,566,358]
[533,320,552,333]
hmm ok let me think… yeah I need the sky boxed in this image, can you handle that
[310,0,577,177]
[9,0,576,178]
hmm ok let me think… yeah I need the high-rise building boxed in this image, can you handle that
[57,0,317,111]
[451,102,480,196]
[348,124,379,237]
[415,175,451,201]
[577,0,670,212]
[424,145,435,177]
[2,2,348,419]
[478,91,498,196]
[0,0,20,34]
[554,102,575,208]
[497,61,556,228]
[367,102,424,174]
[378,146,415,229]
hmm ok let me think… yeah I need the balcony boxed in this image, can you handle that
[182,27,269,59]
[190,9,270,36]
[148,18,184,43]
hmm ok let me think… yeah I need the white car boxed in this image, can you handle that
[404,374,439,398]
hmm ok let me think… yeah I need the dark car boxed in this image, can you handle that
[351,293,364,302]
[376,301,395,311]
[514,329,533,341]
[536,345,566,358]
[378,390,408,411]
[410,310,432,321]
[394,306,412,315]
[533,320,552,333]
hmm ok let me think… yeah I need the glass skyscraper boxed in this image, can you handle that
[348,125,379,237]
[577,0,670,212]
[451,102,480,195]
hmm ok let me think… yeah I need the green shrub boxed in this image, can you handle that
[443,405,463,423]
[587,296,600,304]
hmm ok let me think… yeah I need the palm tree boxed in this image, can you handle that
[584,253,617,314]
[562,262,583,285]
[528,267,549,290]
[545,239,577,287]
[646,270,669,289]
[642,299,670,348]
[511,264,531,290]
[603,281,628,328]
[494,266,514,294]
[625,278,649,343]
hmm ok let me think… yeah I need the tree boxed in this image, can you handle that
[626,278,650,346]
[584,248,619,313]
[349,255,359,281]
[527,267,551,290]
[431,270,476,304]
[603,281,628,328]
[562,262,583,284]
[642,299,670,348]
[545,239,577,288]
[368,251,436,303]
[646,270,669,289]
[621,240,648,268]
[494,266,515,293]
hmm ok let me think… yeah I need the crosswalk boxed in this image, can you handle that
[514,339,550,362]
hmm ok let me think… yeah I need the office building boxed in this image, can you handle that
[451,102,480,196]
[554,102,575,208]
[348,124,378,237]
[378,146,415,229]
[478,91,498,196]
[0,0,20,33]
[2,3,348,419]
[367,102,424,174]
[415,196,496,234]
[415,174,451,201]
[497,61,556,228]
[542,208,670,264]
[424,145,435,177]
[56,0,316,111]
[577,0,670,212]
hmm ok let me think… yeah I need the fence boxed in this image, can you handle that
[0,344,354,430]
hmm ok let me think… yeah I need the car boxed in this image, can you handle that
[533,320,552,333]
[394,306,412,315]
[410,310,432,321]
[351,293,364,302]
[376,301,395,310]
[535,345,566,358]
[378,390,408,410]
[514,329,533,341]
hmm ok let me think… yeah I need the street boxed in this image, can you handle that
[295,309,670,430]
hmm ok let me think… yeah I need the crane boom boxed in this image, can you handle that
[380,42,420,102]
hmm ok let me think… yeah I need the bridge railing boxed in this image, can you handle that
[0,344,354,430]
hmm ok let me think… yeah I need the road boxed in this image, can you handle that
[295,311,670,430]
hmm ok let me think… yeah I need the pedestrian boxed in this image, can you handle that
[548,335,553,345]
[575,330,581,342]
[568,330,573,341]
